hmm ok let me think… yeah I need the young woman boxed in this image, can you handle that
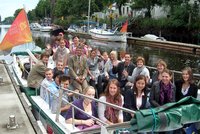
[127,56,150,84]
[151,59,167,86]
[149,69,176,107]
[104,51,120,80]
[86,49,101,90]
[98,79,124,125]
[65,86,99,130]
[175,67,198,101]
[123,75,149,121]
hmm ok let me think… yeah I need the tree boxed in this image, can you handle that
[53,0,104,19]
[35,0,51,19]
[14,9,22,18]
[162,0,200,29]
[54,0,71,18]
[2,17,14,24]
[27,9,37,22]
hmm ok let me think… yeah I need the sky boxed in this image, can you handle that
[0,0,39,21]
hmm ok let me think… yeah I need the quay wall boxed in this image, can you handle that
[127,37,200,55]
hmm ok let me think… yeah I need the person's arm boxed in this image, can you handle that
[171,85,176,102]
[65,101,83,125]
[192,84,198,98]
[65,100,95,126]
[52,49,58,61]
[118,95,124,123]
[143,67,150,83]
[82,58,88,79]
[98,96,113,125]
[123,89,132,109]
[66,118,95,126]
[149,83,160,107]
[127,68,136,82]
[61,104,70,112]
[35,63,46,77]
[68,57,78,79]
[87,68,95,80]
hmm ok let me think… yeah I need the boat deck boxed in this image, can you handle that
[0,61,36,134]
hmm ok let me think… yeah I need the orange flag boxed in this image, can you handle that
[0,9,32,51]
[120,20,128,33]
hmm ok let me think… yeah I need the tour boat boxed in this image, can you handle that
[2,9,200,134]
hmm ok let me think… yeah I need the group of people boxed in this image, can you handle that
[26,34,198,133]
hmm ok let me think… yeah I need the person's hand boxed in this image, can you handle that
[76,77,82,84]
[67,92,73,96]
[52,47,57,53]
[96,121,102,125]
[74,89,79,93]
[105,75,109,80]
[79,76,85,83]
[46,44,51,50]
[126,82,133,87]
[131,113,134,117]
[82,119,94,126]
[91,75,95,80]
[123,70,128,77]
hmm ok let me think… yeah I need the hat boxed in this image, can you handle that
[50,28,65,36]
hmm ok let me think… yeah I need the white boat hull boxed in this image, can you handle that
[89,29,127,42]
[40,26,52,32]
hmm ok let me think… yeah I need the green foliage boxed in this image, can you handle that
[35,0,51,19]
[14,9,22,18]
[27,9,38,22]
[53,0,104,21]
[54,0,71,17]
[54,18,69,27]
[2,17,14,24]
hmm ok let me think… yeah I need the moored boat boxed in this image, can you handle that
[30,23,52,32]
[89,21,128,43]
[141,34,166,41]
[89,28,127,42]
[30,23,41,31]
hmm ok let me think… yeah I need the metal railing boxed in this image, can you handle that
[146,65,200,87]
[39,83,135,134]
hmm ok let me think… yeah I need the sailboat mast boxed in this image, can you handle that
[87,0,91,33]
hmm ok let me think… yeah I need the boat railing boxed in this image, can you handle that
[146,65,200,87]
[40,83,135,134]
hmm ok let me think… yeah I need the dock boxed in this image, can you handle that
[127,37,200,55]
[0,61,37,134]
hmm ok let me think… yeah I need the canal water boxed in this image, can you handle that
[0,25,200,74]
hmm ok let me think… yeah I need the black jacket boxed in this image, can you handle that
[112,61,135,82]
[123,88,149,121]
[175,80,198,102]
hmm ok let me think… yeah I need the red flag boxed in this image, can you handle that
[0,9,32,51]
[120,20,128,33]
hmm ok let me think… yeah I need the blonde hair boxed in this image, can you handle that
[156,59,167,69]
[83,86,95,95]
[110,51,118,60]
